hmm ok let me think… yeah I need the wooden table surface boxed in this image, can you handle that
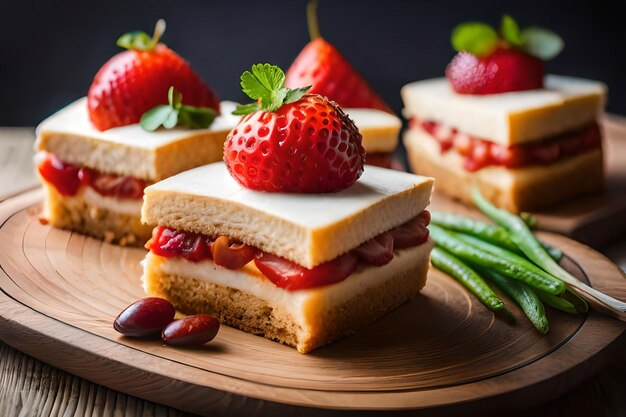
[1,128,625,416]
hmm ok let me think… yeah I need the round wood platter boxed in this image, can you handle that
[1,189,625,416]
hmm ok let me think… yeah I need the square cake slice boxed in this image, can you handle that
[401,75,607,212]
[141,162,434,352]
[35,98,240,245]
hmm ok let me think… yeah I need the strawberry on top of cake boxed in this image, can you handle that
[35,20,241,246]
[141,63,434,353]
[402,15,606,212]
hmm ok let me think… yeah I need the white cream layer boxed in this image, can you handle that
[144,162,433,230]
[150,240,433,323]
[36,98,240,150]
[401,75,606,146]
[82,187,142,216]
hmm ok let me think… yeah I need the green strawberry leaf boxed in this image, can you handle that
[501,15,522,46]
[140,86,216,131]
[117,31,154,51]
[116,19,166,52]
[237,63,312,114]
[232,103,261,115]
[521,27,564,60]
[451,22,499,57]
[284,86,312,104]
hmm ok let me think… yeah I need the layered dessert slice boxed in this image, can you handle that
[141,63,435,352]
[36,99,239,245]
[346,109,401,168]
[35,20,238,245]
[141,163,433,353]
[402,16,607,212]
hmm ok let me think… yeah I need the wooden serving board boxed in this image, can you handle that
[0,190,625,416]
[426,115,626,248]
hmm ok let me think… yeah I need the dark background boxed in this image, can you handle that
[2,0,626,126]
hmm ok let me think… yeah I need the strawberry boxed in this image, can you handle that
[446,15,563,95]
[87,20,220,131]
[225,63,365,193]
[284,0,392,113]
[446,49,544,94]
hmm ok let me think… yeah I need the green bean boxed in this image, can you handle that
[430,212,519,252]
[454,233,566,293]
[429,224,565,295]
[430,212,563,262]
[481,269,550,334]
[431,246,505,312]
[471,188,626,314]
[536,291,578,315]
[520,212,538,229]
[561,289,589,313]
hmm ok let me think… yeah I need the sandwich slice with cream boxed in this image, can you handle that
[141,63,435,352]
[35,21,239,245]
[402,16,606,212]
[141,163,433,352]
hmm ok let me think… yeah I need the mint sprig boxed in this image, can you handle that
[140,86,216,132]
[233,63,311,115]
[117,19,166,52]
[451,15,563,60]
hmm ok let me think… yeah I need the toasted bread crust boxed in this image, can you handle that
[40,181,152,246]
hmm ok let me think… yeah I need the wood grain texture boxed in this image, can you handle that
[0,190,625,416]
[429,115,626,248]
[0,128,38,201]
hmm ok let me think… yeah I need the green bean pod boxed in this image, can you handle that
[430,211,562,262]
[429,224,565,295]
[431,246,505,312]
[536,291,578,315]
[454,233,566,292]
[472,188,626,314]
[482,269,550,334]
[561,289,589,313]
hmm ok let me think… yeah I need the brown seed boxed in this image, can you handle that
[114,297,175,337]
[162,315,220,347]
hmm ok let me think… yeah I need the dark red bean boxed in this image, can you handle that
[162,315,220,347]
[114,297,175,337]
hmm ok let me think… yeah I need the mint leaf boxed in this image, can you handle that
[178,105,216,129]
[168,86,183,109]
[521,27,564,60]
[284,86,312,104]
[140,105,178,131]
[451,22,499,57]
[501,15,522,46]
[232,103,261,115]
[140,86,216,131]
[117,31,154,51]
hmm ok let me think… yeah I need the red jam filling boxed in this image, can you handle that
[412,119,602,172]
[147,210,431,291]
[37,153,148,199]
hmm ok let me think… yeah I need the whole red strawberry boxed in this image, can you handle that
[446,49,544,94]
[284,0,391,113]
[225,64,365,193]
[446,15,563,95]
[87,20,220,131]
